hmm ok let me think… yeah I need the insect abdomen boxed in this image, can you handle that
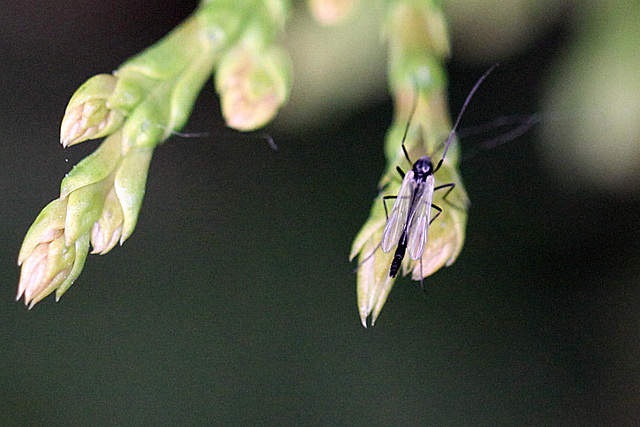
[389,233,408,278]
[389,255,403,278]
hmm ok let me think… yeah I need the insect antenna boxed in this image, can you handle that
[157,125,280,152]
[435,63,498,173]
[400,85,420,165]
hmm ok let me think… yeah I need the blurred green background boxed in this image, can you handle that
[1,1,639,425]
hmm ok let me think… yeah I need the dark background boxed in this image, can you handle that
[1,1,639,425]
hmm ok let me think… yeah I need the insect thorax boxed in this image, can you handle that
[411,157,434,181]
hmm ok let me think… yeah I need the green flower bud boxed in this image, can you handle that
[385,1,450,59]
[60,74,124,147]
[64,178,110,245]
[18,127,153,306]
[18,198,67,266]
[91,188,125,255]
[351,152,468,326]
[351,30,467,326]
[17,199,90,308]
[19,1,298,307]
[350,199,396,327]
[59,130,152,247]
[114,146,153,243]
[356,248,395,327]
[55,233,90,301]
[216,44,292,131]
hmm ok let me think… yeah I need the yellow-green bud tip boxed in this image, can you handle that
[17,232,73,307]
[90,188,125,254]
[60,74,124,147]
[216,45,292,131]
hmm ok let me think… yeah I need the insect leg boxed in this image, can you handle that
[434,182,467,212]
[401,144,412,165]
[429,203,443,225]
[434,183,455,200]
[382,195,397,220]
[419,257,425,292]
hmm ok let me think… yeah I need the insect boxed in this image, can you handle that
[381,65,497,279]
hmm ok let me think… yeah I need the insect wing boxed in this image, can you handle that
[381,170,415,253]
[407,174,435,260]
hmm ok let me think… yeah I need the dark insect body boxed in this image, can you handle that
[381,65,497,278]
